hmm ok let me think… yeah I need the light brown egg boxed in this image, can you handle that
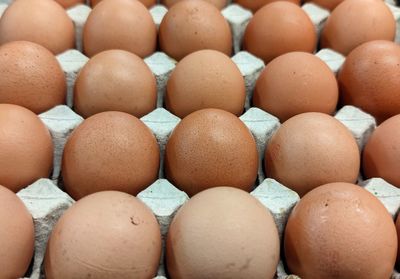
[285,182,397,279]
[159,0,232,61]
[62,111,159,200]
[306,0,344,10]
[0,0,75,54]
[0,41,66,113]
[338,40,400,123]
[321,0,395,55]
[83,0,157,58]
[74,50,156,118]
[166,187,280,279]
[234,0,300,12]
[0,185,34,278]
[165,109,258,196]
[253,52,338,122]
[265,112,360,197]
[0,104,53,193]
[91,0,156,7]
[45,191,161,279]
[55,0,85,8]
[165,49,245,118]
[161,0,228,9]
[363,115,400,187]
[243,2,316,64]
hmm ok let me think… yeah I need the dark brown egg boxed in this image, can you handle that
[234,0,300,12]
[285,182,397,279]
[55,0,85,8]
[0,41,66,113]
[338,40,400,123]
[45,191,161,279]
[363,114,400,187]
[62,111,159,200]
[321,0,395,55]
[0,0,75,54]
[162,0,228,9]
[83,0,157,58]
[91,0,156,7]
[165,49,245,118]
[166,187,280,279]
[0,185,34,278]
[243,2,316,64]
[159,0,232,61]
[0,104,53,193]
[165,108,258,196]
[306,0,344,10]
[253,52,338,122]
[74,50,156,118]
[265,112,360,197]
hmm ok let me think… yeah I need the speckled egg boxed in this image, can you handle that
[234,0,300,12]
[161,0,228,9]
[62,111,159,200]
[55,0,85,8]
[285,182,397,279]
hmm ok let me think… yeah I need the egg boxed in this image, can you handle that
[321,0,395,55]
[62,111,159,200]
[165,108,258,196]
[0,104,53,193]
[233,0,300,12]
[165,49,245,118]
[338,40,400,123]
[253,52,338,122]
[265,112,360,197]
[243,2,316,64]
[305,0,344,10]
[161,0,228,9]
[74,50,156,118]
[45,191,161,279]
[159,0,232,61]
[55,0,85,8]
[83,0,157,58]
[0,41,66,113]
[396,214,400,269]
[166,187,280,279]
[0,185,34,278]
[91,0,156,7]
[0,0,75,54]
[285,182,397,279]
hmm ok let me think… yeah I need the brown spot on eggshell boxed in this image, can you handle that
[233,0,300,12]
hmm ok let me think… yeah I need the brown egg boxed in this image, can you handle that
[74,50,156,118]
[45,191,161,279]
[321,0,395,55]
[62,111,159,200]
[0,41,66,113]
[243,2,316,64]
[55,0,85,8]
[253,52,338,122]
[167,187,280,279]
[165,109,258,196]
[285,182,397,279]
[234,0,300,12]
[83,0,157,58]
[159,0,232,61]
[396,214,400,269]
[0,0,75,54]
[165,49,245,118]
[306,0,344,10]
[265,112,360,197]
[91,0,156,7]
[161,0,228,9]
[0,104,53,193]
[338,40,400,123]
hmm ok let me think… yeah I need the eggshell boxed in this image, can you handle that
[159,0,232,61]
[253,52,338,122]
[45,191,161,279]
[0,185,34,278]
[305,0,344,10]
[320,0,396,55]
[166,187,280,279]
[284,182,397,279]
[0,104,53,193]
[0,41,66,114]
[91,0,156,8]
[55,0,85,8]
[62,111,159,200]
[165,49,245,118]
[83,0,157,58]
[234,0,300,12]
[338,40,400,123]
[396,215,400,269]
[265,112,360,197]
[165,108,258,196]
[74,50,156,118]
[243,2,316,64]
[0,0,75,54]
[161,0,228,9]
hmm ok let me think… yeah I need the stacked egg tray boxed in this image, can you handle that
[1,0,400,278]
